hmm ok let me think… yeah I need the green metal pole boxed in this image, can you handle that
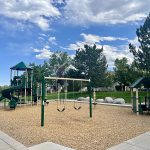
[41,77,45,127]
[89,80,92,118]
[4,99,6,108]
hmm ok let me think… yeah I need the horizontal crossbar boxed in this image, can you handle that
[44,77,90,82]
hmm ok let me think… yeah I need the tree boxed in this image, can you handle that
[114,58,142,90]
[29,63,43,83]
[42,60,51,77]
[74,44,108,87]
[114,58,129,89]
[129,13,150,74]
[29,63,44,95]
[47,51,72,77]
[129,61,142,81]
[105,71,115,87]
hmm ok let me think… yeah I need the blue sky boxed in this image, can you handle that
[0,0,149,85]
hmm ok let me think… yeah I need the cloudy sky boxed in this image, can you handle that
[0,0,149,85]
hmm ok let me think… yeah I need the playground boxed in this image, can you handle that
[0,62,150,150]
[0,102,150,150]
[0,2,150,149]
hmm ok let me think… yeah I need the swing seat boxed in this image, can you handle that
[74,106,81,110]
[92,102,97,105]
[46,101,49,105]
[57,107,65,112]
[44,99,49,105]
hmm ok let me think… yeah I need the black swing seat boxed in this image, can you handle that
[92,102,97,105]
[57,107,65,112]
[74,106,82,110]
[44,99,49,105]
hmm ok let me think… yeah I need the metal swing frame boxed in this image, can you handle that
[41,77,92,127]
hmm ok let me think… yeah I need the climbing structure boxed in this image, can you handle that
[130,77,150,115]
[0,61,33,109]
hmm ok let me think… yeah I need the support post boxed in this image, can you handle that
[89,80,92,118]
[14,70,16,76]
[24,69,27,105]
[65,80,67,100]
[37,83,39,103]
[147,89,149,98]
[41,83,42,97]
[136,88,139,116]
[30,70,33,104]
[27,70,29,104]
[41,77,45,127]
[10,69,12,86]
[27,70,28,88]
[45,83,47,98]
[145,88,149,108]
[131,88,133,110]
[93,88,96,103]
[4,99,6,108]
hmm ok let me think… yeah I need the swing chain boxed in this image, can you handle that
[73,80,82,110]
[56,80,66,112]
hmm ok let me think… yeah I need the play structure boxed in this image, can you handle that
[0,62,33,109]
[41,76,92,127]
[130,77,150,115]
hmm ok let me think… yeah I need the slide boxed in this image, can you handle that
[0,96,5,101]
[1,86,20,109]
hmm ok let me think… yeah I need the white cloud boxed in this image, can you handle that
[67,33,134,69]
[81,33,128,43]
[52,0,65,5]
[100,36,128,41]
[44,45,50,49]
[48,36,57,45]
[68,33,129,50]
[64,0,149,25]
[38,36,45,41]
[39,33,47,37]
[69,41,85,50]
[102,45,133,69]
[81,33,100,44]
[70,54,75,59]
[33,48,53,59]
[0,0,61,30]
[128,37,140,47]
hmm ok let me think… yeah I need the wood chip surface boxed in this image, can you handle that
[0,102,150,150]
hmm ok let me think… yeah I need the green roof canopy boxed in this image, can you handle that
[130,77,150,88]
[10,61,32,71]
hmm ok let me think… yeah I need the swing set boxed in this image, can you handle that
[41,77,92,127]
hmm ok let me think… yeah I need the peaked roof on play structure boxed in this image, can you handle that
[10,61,32,71]
[130,77,150,88]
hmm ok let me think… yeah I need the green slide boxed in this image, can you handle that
[0,96,5,101]
[1,86,20,109]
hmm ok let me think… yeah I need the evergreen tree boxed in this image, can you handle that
[74,44,107,87]
[128,61,142,83]
[129,13,150,74]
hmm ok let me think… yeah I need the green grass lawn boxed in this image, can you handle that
[46,91,148,103]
